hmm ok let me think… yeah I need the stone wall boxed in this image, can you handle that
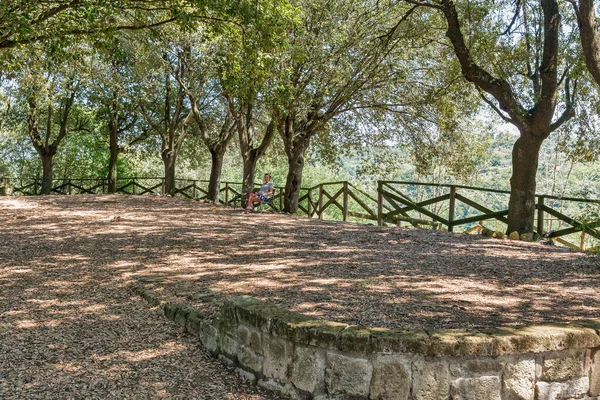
[135,287,600,400]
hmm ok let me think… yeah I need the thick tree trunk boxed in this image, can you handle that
[207,149,225,203]
[283,133,312,214]
[241,154,258,208]
[41,154,53,195]
[108,128,119,194]
[507,133,545,234]
[283,149,306,214]
[163,153,177,196]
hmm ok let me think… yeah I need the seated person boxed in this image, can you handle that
[243,173,274,214]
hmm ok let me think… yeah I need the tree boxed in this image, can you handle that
[216,3,293,206]
[0,1,196,51]
[175,35,236,203]
[271,0,422,213]
[21,57,81,194]
[135,35,195,196]
[89,40,149,193]
[404,0,577,233]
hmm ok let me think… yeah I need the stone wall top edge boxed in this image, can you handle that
[227,296,600,357]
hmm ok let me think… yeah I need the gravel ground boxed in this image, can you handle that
[1,194,599,398]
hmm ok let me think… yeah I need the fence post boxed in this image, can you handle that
[132,177,137,195]
[161,178,165,195]
[343,181,349,222]
[537,196,545,235]
[377,181,383,226]
[193,180,197,199]
[102,179,106,194]
[448,186,456,232]
[34,178,39,195]
[307,188,313,217]
[68,179,72,195]
[318,184,324,220]
[225,183,230,204]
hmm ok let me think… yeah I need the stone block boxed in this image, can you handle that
[543,353,586,382]
[449,359,503,378]
[339,326,371,353]
[535,377,589,400]
[502,358,535,400]
[235,367,257,384]
[174,306,191,328]
[326,352,373,398]
[237,345,263,373]
[369,354,410,400]
[218,354,236,367]
[258,379,300,400]
[263,336,293,381]
[369,327,430,355]
[199,321,220,354]
[451,376,502,400]
[186,311,203,337]
[291,346,326,395]
[520,233,534,242]
[412,360,450,400]
[163,302,179,320]
[590,350,600,396]
[308,321,348,349]
[220,334,240,359]
[238,324,262,353]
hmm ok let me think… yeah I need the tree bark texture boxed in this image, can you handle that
[207,149,225,203]
[241,154,259,208]
[108,117,119,194]
[162,152,177,196]
[507,133,544,234]
[41,154,54,195]
[283,145,308,214]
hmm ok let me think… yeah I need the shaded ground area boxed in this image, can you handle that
[1,195,599,334]
[0,196,282,399]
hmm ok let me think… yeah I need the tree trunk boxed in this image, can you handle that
[241,153,258,208]
[207,149,225,203]
[108,126,119,193]
[41,154,54,195]
[507,133,545,234]
[163,153,177,196]
[574,0,600,87]
[283,145,308,214]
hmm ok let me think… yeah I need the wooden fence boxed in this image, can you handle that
[378,181,600,251]
[2,177,599,250]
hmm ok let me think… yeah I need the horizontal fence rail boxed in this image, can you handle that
[1,177,599,251]
[378,181,600,251]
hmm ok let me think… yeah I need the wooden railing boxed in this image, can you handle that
[0,177,287,210]
[378,181,600,251]
[2,177,599,250]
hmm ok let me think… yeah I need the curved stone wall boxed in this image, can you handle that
[134,286,600,400]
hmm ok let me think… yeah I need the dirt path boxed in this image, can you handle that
[0,195,599,398]
[0,197,280,399]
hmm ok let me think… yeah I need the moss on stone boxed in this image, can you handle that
[163,302,180,321]
[339,326,372,353]
[222,296,600,358]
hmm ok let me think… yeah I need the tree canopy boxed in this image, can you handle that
[1,0,600,234]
